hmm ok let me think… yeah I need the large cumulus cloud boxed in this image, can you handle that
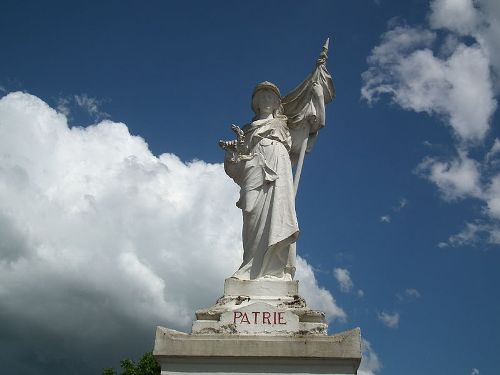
[0,92,345,374]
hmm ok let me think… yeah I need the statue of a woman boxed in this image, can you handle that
[219,40,335,281]
[222,82,299,281]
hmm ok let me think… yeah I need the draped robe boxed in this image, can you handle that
[224,116,299,280]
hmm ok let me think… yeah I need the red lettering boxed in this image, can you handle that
[252,311,259,324]
[278,312,286,324]
[262,311,271,324]
[240,312,250,324]
[233,311,242,324]
[235,311,286,325]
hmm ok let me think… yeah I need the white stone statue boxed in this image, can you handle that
[219,39,335,281]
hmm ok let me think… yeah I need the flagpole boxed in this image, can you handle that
[293,38,329,198]
[293,124,310,197]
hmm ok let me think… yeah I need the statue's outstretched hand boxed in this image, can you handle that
[218,139,238,151]
[219,124,253,162]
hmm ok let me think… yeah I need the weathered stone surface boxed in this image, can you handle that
[192,278,327,335]
[155,326,361,358]
[218,302,299,334]
[154,326,362,374]
[224,278,298,297]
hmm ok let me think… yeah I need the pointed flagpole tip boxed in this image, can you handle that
[317,37,330,63]
[323,38,330,51]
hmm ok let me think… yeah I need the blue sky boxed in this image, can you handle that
[1,1,499,374]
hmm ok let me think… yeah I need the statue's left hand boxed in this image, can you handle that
[218,139,238,151]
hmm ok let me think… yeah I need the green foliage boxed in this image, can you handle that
[103,351,160,375]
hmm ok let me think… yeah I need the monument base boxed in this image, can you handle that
[154,277,361,374]
[154,326,362,375]
[192,278,327,335]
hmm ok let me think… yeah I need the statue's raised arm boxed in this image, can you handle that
[282,38,336,194]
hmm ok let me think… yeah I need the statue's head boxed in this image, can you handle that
[251,81,282,116]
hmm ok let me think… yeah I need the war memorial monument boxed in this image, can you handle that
[153,40,362,375]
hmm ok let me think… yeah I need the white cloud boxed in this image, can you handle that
[416,142,500,248]
[405,288,421,298]
[358,339,382,375]
[0,91,345,372]
[378,311,400,328]
[471,368,480,375]
[380,197,408,224]
[396,288,421,302]
[442,221,500,247]
[357,289,365,297]
[297,258,346,321]
[362,0,500,247]
[480,0,500,84]
[429,0,500,83]
[362,25,496,143]
[416,152,482,200]
[423,140,434,147]
[74,93,109,119]
[395,197,408,211]
[380,215,391,223]
[333,267,354,293]
[56,96,71,117]
[363,0,500,143]
[429,0,482,35]
[484,175,500,219]
[54,93,108,120]
[486,138,500,161]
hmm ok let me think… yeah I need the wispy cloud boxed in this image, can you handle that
[439,221,500,248]
[394,197,408,211]
[380,215,391,223]
[56,96,71,117]
[358,339,382,375]
[471,368,480,375]
[416,152,482,201]
[378,311,400,328]
[74,93,109,119]
[486,138,500,161]
[333,267,354,293]
[405,288,421,298]
[363,0,500,246]
[397,288,421,302]
[380,197,408,223]
[54,93,109,120]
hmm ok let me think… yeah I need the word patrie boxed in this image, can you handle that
[233,311,287,325]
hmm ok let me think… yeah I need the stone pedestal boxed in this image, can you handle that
[192,278,327,335]
[154,277,362,374]
[154,326,361,375]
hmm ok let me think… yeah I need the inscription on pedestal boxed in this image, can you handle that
[233,311,287,325]
[220,302,299,334]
